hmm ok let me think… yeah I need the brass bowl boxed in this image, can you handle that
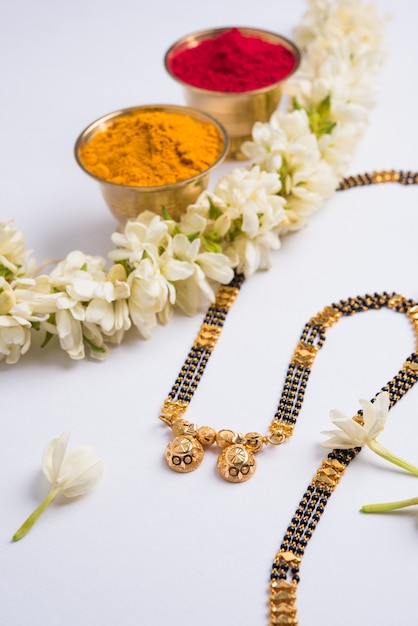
[164,27,300,160]
[74,104,229,224]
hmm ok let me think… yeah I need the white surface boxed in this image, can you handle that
[1,1,418,625]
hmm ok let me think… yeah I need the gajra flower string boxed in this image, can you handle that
[0,0,389,364]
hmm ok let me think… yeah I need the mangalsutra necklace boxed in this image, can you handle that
[158,170,418,623]
[159,169,418,483]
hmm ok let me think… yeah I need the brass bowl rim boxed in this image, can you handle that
[74,103,230,191]
[164,26,301,96]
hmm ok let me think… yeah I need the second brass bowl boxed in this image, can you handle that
[164,27,300,160]
[74,104,229,225]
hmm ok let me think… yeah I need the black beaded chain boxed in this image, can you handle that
[268,172,418,625]
[268,293,418,625]
[337,169,418,189]
[157,170,418,623]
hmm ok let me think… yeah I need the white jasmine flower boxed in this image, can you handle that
[0,277,45,364]
[294,0,388,60]
[317,127,357,178]
[49,250,107,285]
[0,219,29,277]
[242,111,338,233]
[13,430,104,541]
[284,0,388,181]
[210,166,286,276]
[109,211,169,267]
[68,268,130,335]
[12,276,60,316]
[47,253,131,358]
[241,122,288,173]
[54,309,85,359]
[322,391,418,475]
[169,234,233,315]
[176,208,208,238]
[128,257,175,337]
[177,192,233,253]
[87,264,132,345]
[0,315,32,364]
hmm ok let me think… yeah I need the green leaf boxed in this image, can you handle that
[318,94,331,116]
[83,336,106,354]
[41,331,54,348]
[208,197,223,220]
[201,237,222,253]
[317,122,337,138]
[186,231,201,242]
[0,266,14,280]
[161,207,173,221]
[292,97,303,111]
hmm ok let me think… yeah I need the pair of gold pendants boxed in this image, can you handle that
[164,418,266,483]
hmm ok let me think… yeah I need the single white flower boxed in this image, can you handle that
[13,430,104,541]
[177,191,234,252]
[49,250,107,285]
[109,211,169,267]
[0,314,32,364]
[128,257,175,338]
[169,233,233,315]
[322,391,418,475]
[12,276,61,316]
[176,207,209,238]
[0,277,42,364]
[0,219,30,277]
[54,308,85,359]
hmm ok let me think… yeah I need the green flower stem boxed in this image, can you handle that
[367,439,418,476]
[12,487,59,542]
[361,496,418,514]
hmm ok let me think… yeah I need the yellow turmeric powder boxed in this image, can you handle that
[78,108,225,187]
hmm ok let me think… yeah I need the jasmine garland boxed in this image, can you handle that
[0,0,388,363]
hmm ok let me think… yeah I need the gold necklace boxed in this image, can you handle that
[160,288,418,483]
[159,169,418,483]
[158,170,418,623]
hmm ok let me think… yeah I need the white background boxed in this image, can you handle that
[1,1,418,625]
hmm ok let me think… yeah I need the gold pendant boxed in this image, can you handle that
[216,443,256,483]
[163,420,265,481]
[165,435,204,473]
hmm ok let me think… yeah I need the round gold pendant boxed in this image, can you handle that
[165,435,204,473]
[216,443,256,483]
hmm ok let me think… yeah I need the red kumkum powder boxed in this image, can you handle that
[169,28,297,93]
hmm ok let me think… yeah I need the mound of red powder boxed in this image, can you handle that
[169,28,297,93]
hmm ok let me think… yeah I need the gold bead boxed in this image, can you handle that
[245,432,264,452]
[196,426,217,446]
[216,429,236,448]
[171,419,197,437]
